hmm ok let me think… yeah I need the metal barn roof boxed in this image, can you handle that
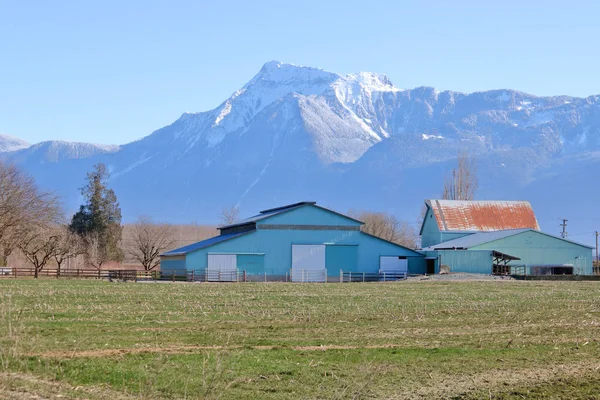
[426,199,540,232]
[161,231,253,256]
[422,228,594,251]
[217,202,314,230]
[422,229,530,250]
[218,201,363,230]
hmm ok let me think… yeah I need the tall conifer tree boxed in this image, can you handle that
[70,163,123,267]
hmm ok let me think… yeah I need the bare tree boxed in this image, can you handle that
[125,216,176,271]
[53,225,84,276]
[220,205,240,226]
[349,210,418,249]
[0,162,61,266]
[84,232,105,270]
[18,227,61,278]
[442,152,478,200]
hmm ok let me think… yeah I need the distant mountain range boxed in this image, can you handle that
[1,61,598,246]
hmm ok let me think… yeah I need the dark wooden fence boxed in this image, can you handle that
[0,267,157,281]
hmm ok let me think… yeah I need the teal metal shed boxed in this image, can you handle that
[161,202,425,281]
[423,229,594,275]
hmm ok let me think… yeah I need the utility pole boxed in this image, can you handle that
[596,231,600,267]
[560,219,568,239]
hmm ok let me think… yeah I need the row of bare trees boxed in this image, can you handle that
[0,161,184,276]
[0,162,83,277]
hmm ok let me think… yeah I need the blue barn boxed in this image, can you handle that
[420,199,594,275]
[160,202,425,281]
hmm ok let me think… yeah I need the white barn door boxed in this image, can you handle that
[292,245,326,282]
[207,254,237,282]
[379,256,408,279]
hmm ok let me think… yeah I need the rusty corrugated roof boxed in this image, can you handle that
[426,199,540,232]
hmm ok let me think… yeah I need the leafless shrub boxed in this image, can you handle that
[18,226,61,278]
[83,232,104,270]
[349,210,418,249]
[125,216,177,271]
[53,225,85,275]
[220,205,240,226]
[442,151,478,200]
[0,162,61,266]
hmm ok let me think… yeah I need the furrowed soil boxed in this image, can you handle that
[0,279,599,399]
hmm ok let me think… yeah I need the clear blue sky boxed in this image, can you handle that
[1,0,598,145]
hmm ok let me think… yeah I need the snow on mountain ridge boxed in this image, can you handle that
[0,133,30,152]
[3,140,120,163]
[171,62,405,150]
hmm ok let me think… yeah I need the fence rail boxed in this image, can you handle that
[340,270,407,282]
[0,268,159,280]
[0,267,412,283]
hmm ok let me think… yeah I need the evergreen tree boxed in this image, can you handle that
[70,163,123,267]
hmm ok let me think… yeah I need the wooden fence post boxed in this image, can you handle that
[172,271,175,282]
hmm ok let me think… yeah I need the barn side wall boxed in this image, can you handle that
[421,207,472,248]
[472,231,593,275]
[425,250,494,274]
[180,229,424,277]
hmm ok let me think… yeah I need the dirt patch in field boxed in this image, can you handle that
[404,360,600,399]
[406,273,515,282]
[0,372,135,400]
[27,337,595,359]
[27,343,418,359]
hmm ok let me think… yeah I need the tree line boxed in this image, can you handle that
[0,152,477,275]
[0,162,180,277]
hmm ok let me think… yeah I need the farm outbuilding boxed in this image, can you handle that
[161,202,425,281]
[420,200,594,275]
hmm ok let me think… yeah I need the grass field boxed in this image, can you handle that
[0,279,599,399]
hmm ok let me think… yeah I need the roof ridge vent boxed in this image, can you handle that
[260,201,316,214]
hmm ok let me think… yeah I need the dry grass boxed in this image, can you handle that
[0,279,599,399]
[6,223,217,269]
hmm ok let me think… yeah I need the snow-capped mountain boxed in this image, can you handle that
[0,133,30,152]
[1,61,598,244]
[2,141,119,163]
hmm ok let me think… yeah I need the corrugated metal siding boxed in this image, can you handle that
[326,245,358,272]
[426,250,494,274]
[472,230,593,275]
[421,206,472,248]
[420,207,441,248]
[237,254,265,276]
[183,229,424,276]
[422,229,530,250]
[160,258,186,274]
[428,200,540,232]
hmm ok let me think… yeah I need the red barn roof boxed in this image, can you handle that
[425,200,540,232]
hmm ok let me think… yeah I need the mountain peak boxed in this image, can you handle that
[245,61,339,88]
[0,133,31,152]
[342,72,399,92]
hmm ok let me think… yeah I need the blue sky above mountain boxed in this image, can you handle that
[1,1,600,145]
